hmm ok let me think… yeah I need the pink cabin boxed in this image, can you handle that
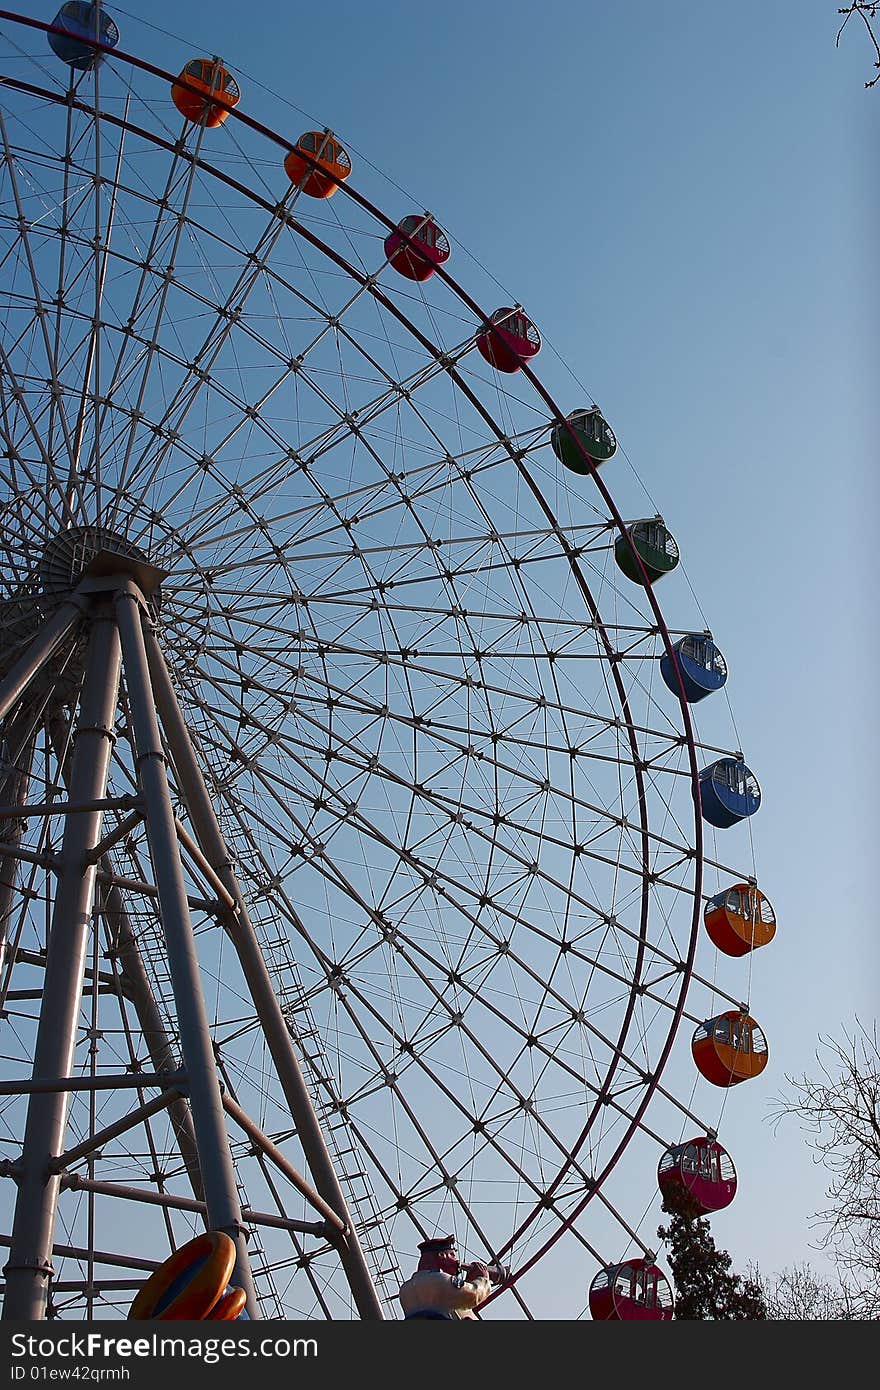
[476,307,541,373]
[384,214,451,282]
[657,1136,737,1215]
[588,1258,674,1321]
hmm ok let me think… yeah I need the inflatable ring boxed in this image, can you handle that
[129,1231,237,1320]
[205,1286,248,1320]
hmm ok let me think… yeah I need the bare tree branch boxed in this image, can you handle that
[770,1020,880,1296]
[837,3,880,86]
[753,1261,877,1320]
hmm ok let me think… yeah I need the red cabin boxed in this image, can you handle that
[171,59,240,128]
[692,1011,768,1088]
[657,1137,737,1215]
[284,130,351,199]
[704,883,776,957]
[588,1259,674,1320]
[384,214,451,282]
[476,308,541,373]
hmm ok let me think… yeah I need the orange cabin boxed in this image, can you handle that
[588,1259,674,1321]
[692,1011,768,1088]
[204,1286,248,1320]
[171,59,240,128]
[704,883,776,957]
[284,131,351,199]
[476,308,541,374]
[129,1231,239,1320]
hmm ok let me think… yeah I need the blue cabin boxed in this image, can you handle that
[48,3,119,70]
[699,758,761,828]
[660,634,728,704]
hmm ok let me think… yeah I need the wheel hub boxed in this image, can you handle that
[0,527,162,701]
[39,524,157,603]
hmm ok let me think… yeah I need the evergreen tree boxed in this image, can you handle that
[657,1193,767,1320]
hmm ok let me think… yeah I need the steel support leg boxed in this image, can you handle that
[0,596,85,724]
[144,627,385,1320]
[0,713,36,982]
[3,607,121,1320]
[114,590,257,1315]
[46,712,205,1206]
[96,876,205,1204]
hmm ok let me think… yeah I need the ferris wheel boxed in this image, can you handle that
[0,5,774,1322]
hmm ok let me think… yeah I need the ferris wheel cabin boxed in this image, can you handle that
[128,1230,247,1320]
[284,131,351,198]
[384,215,451,281]
[48,2,119,68]
[704,883,776,956]
[699,757,761,828]
[476,308,541,373]
[550,407,617,475]
[614,517,680,585]
[588,1259,674,1320]
[657,1137,737,1215]
[171,59,241,127]
[660,633,728,703]
[692,1011,769,1087]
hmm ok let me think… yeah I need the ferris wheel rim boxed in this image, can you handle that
[0,7,736,1319]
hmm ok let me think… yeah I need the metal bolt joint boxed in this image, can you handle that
[1,1256,54,1278]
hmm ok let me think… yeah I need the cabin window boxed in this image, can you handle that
[731,1018,750,1052]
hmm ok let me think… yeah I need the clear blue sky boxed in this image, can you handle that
[11,0,878,1309]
